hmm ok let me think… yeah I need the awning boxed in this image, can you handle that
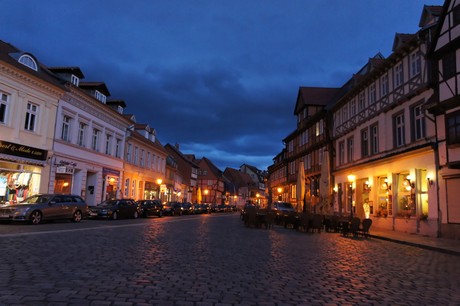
[0,153,47,167]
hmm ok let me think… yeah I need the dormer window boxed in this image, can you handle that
[70,74,79,86]
[94,90,106,103]
[18,54,38,71]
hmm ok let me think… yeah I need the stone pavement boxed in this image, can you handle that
[369,228,460,256]
[0,214,459,305]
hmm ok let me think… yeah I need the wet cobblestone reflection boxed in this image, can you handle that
[0,214,459,305]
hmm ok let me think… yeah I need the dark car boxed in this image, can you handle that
[137,199,163,218]
[192,203,202,214]
[87,199,140,220]
[271,201,296,223]
[0,194,87,225]
[180,202,194,215]
[201,203,212,214]
[162,202,183,216]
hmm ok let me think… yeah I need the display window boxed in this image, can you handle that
[54,173,72,194]
[0,161,42,204]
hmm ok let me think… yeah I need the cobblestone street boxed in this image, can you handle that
[0,213,459,305]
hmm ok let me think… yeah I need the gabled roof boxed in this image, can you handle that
[294,87,339,114]
[164,143,200,168]
[392,33,417,52]
[223,167,254,188]
[199,157,223,177]
[419,5,442,29]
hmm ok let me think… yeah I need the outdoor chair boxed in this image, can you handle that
[244,207,258,228]
[310,214,323,233]
[297,212,311,233]
[350,217,361,238]
[263,211,276,229]
[358,218,373,238]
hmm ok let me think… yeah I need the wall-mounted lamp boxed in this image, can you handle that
[364,181,371,192]
[381,178,391,191]
[333,186,338,193]
[427,177,434,187]
[403,175,415,191]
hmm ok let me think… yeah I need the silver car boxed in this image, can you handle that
[0,194,88,225]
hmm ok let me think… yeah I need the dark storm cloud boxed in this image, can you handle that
[1,0,444,170]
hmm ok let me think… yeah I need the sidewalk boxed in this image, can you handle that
[369,228,460,256]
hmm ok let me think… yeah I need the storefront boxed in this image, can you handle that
[102,168,120,201]
[0,141,48,204]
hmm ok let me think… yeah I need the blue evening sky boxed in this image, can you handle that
[1,0,444,170]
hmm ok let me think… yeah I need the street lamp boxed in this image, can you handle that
[277,187,282,201]
[156,178,162,202]
[204,189,209,203]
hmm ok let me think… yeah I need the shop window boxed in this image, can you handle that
[54,174,71,194]
[397,173,415,217]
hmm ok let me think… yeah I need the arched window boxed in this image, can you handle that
[18,54,38,71]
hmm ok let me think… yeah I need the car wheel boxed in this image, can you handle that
[112,211,118,220]
[72,210,83,222]
[29,210,42,225]
[133,211,139,219]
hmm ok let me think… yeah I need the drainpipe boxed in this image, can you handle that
[425,108,442,238]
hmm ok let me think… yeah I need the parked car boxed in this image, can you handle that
[201,203,212,214]
[137,199,163,218]
[162,202,183,216]
[0,194,88,225]
[87,199,140,220]
[271,201,296,223]
[192,203,203,214]
[180,202,194,214]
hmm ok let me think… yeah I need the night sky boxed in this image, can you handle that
[1,0,444,170]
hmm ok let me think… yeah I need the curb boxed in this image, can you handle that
[369,234,460,257]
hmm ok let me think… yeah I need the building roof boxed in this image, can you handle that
[48,66,85,78]
[0,40,66,90]
[165,143,200,168]
[294,87,339,114]
[79,81,111,96]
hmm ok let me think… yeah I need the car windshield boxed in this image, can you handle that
[19,195,51,205]
[97,200,118,207]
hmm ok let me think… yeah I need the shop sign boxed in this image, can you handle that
[56,166,74,174]
[0,140,47,161]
